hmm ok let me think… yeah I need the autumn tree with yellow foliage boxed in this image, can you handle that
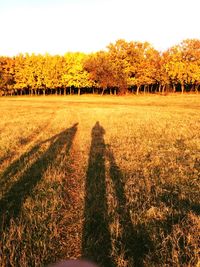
[0,38,199,96]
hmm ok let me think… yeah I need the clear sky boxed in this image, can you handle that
[0,0,200,56]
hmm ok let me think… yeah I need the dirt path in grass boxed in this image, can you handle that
[57,124,87,259]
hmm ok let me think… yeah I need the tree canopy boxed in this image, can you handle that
[1,38,200,96]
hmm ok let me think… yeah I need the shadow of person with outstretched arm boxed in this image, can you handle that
[107,146,153,267]
[0,123,78,231]
[82,122,114,267]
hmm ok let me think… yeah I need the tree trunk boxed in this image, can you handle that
[195,85,199,94]
[158,84,161,93]
[136,85,140,95]
[101,88,105,96]
[181,84,184,94]
[78,87,80,95]
[162,85,165,94]
[173,84,176,93]
[43,89,45,96]
[120,86,127,95]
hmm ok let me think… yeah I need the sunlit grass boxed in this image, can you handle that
[0,95,199,267]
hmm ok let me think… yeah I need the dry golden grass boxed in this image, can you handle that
[0,94,199,267]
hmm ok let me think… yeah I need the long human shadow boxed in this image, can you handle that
[82,122,114,267]
[106,149,199,266]
[160,188,200,217]
[0,123,78,231]
[0,141,48,195]
[0,120,54,190]
[107,147,153,267]
[0,119,52,169]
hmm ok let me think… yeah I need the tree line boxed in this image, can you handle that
[0,39,200,96]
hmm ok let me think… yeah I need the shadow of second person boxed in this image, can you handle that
[82,122,114,267]
[0,123,78,231]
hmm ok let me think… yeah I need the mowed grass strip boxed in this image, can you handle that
[0,95,199,267]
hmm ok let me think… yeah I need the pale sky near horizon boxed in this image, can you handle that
[0,0,200,56]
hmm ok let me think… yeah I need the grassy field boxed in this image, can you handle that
[0,94,199,267]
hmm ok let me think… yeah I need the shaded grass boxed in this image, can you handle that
[82,122,114,267]
[0,95,199,267]
[0,122,80,266]
[107,146,153,267]
[0,124,78,231]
